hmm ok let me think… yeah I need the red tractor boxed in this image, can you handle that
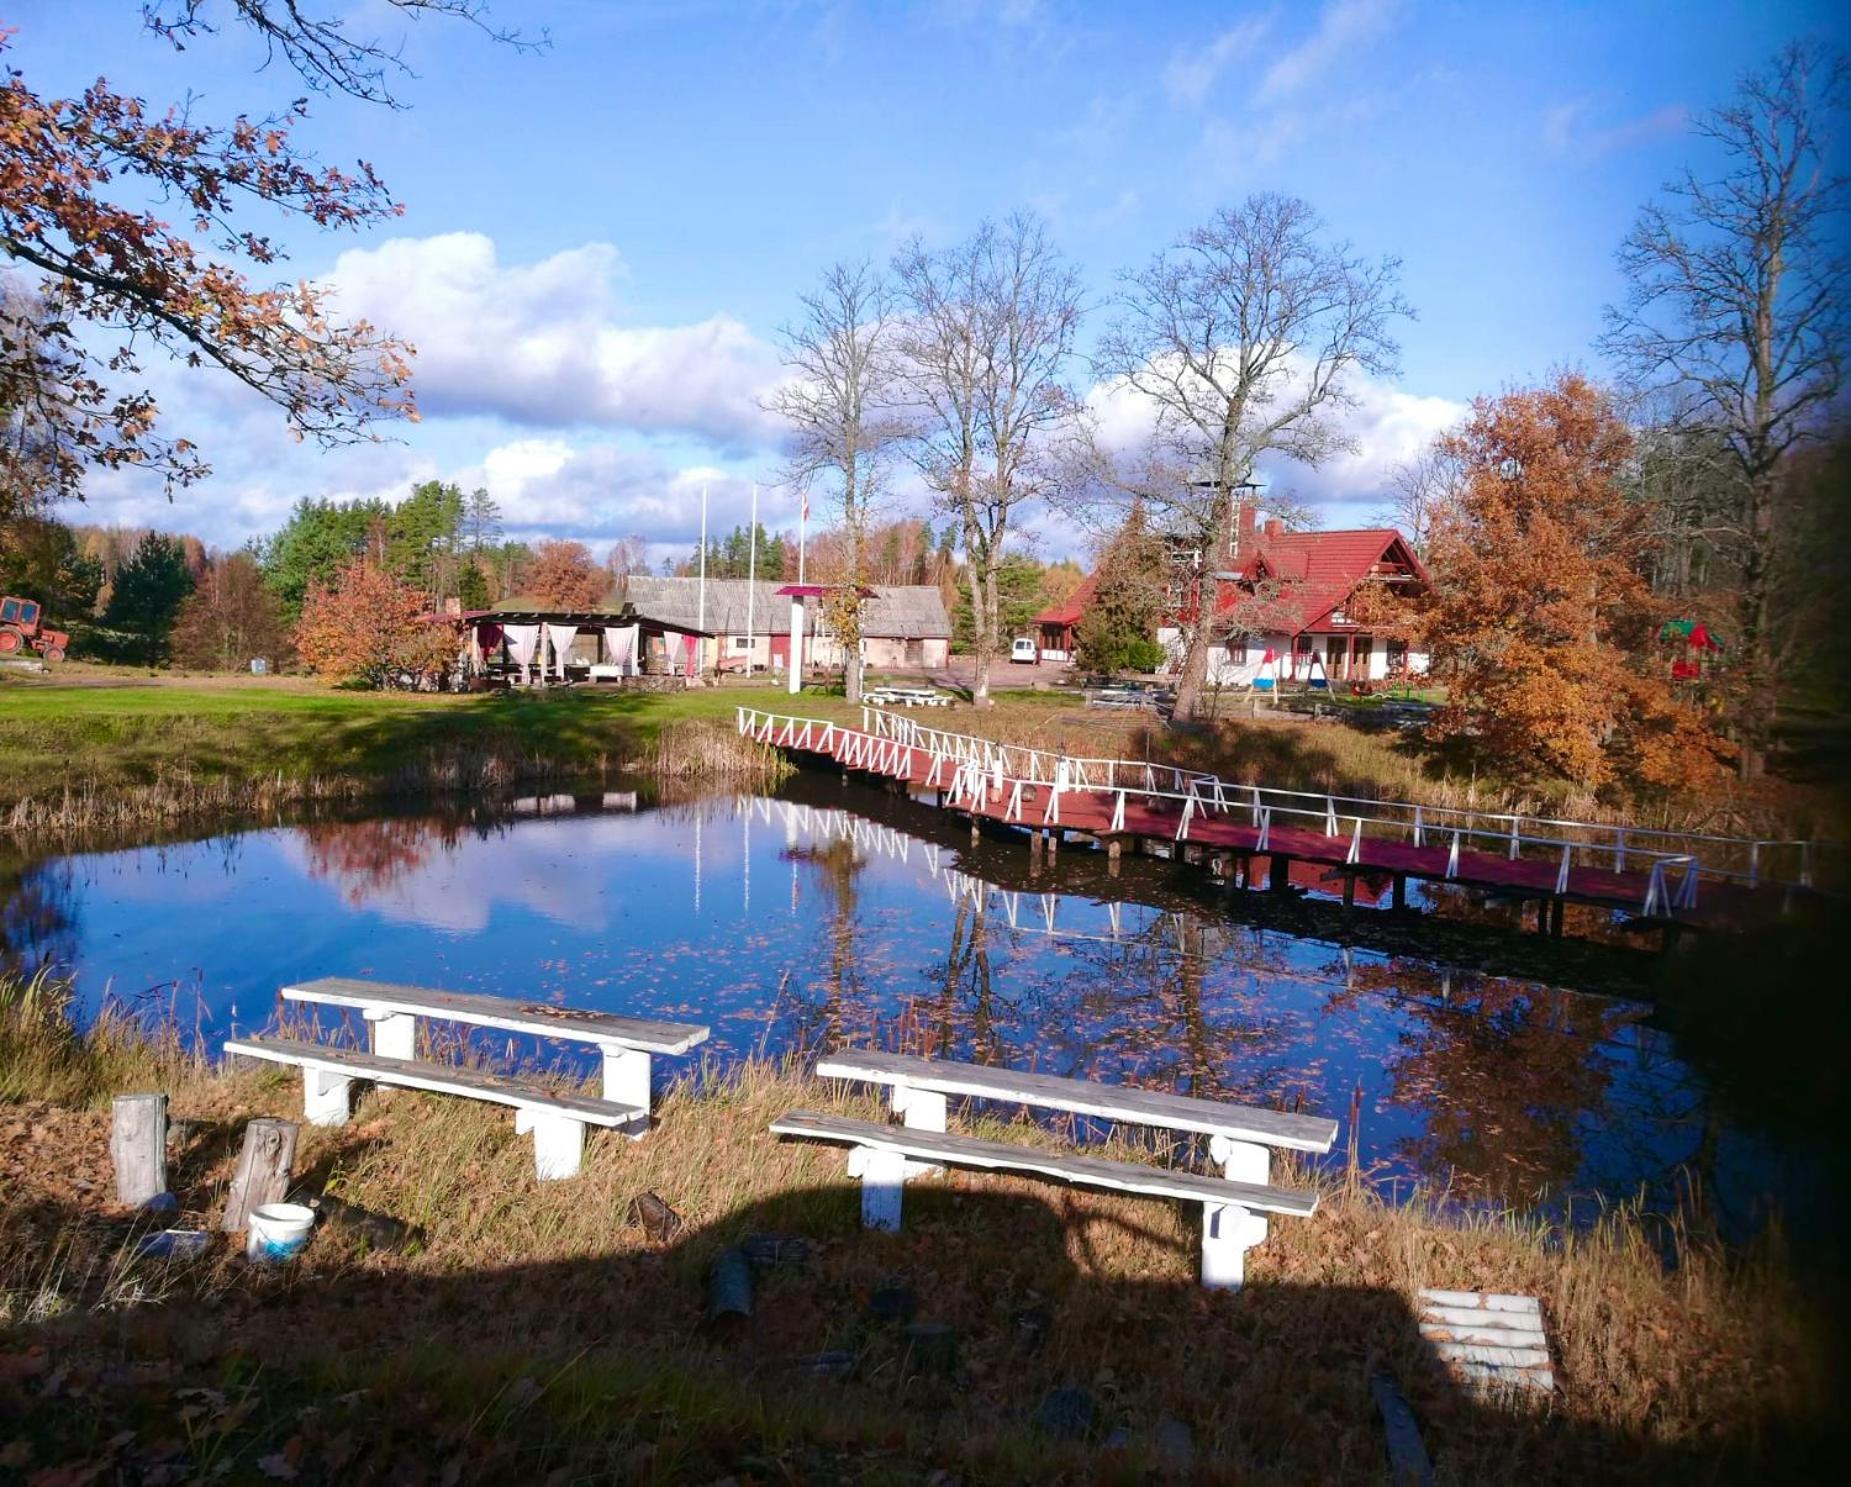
[0,596,69,663]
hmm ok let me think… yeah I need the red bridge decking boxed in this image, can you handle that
[738,707,1817,935]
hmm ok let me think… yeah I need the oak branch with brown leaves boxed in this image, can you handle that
[2,4,533,517]
[1,34,413,504]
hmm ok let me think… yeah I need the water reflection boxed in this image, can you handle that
[0,787,1816,1231]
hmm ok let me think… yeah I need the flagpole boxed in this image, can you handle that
[798,492,807,585]
[746,481,758,666]
[697,481,709,673]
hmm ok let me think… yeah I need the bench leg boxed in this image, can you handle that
[302,1068,352,1127]
[516,1109,586,1180]
[892,1085,946,1180]
[1200,1202,1268,1290]
[846,1145,907,1232]
[602,1047,652,1139]
[365,1010,417,1061]
[1210,1135,1271,1185]
[1209,1137,1271,1249]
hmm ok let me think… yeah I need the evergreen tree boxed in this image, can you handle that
[103,531,195,663]
[260,496,389,617]
[1075,503,1166,674]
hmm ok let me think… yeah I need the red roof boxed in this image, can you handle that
[1034,571,1099,628]
[1215,528,1427,632]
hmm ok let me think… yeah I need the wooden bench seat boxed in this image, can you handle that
[281,976,709,1133]
[772,1112,1316,1289]
[224,1036,644,1180]
[814,1049,1336,1186]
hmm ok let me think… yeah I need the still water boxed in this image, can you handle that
[1,777,1817,1236]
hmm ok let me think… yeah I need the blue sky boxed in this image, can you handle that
[16,0,1847,560]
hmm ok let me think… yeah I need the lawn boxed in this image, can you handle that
[0,675,841,835]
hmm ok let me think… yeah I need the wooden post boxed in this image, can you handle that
[1270,854,1291,892]
[1342,873,1357,908]
[110,1093,168,1207]
[221,1117,299,1231]
[1392,874,1407,911]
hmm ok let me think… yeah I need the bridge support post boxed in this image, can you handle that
[1392,874,1407,911]
[1342,873,1357,908]
[1269,855,1291,892]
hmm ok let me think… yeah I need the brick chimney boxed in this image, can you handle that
[1264,517,1284,540]
[1236,500,1257,554]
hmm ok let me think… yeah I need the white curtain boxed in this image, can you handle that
[503,624,540,681]
[546,623,579,680]
[602,624,639,675]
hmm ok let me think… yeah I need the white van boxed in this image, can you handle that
[1010,637,1039,665]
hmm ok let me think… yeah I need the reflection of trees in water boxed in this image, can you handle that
[0,856,79,976]
[1046,914,1308,1104]
[781,839,873,1048]
[893,888,1314,1111]
[1327,959,1654,1203]
[299,817,466,906]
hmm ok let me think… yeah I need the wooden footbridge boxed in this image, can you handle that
[738,706,1831,934]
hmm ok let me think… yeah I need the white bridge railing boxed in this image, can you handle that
[736,705,1833,907]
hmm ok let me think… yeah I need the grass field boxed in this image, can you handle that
[0,675,827,835]
[0,971,1830,1484]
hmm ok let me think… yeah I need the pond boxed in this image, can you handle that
[1,775,1824,1243]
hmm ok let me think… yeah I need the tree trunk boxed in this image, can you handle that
[110,1093,168,1206]
[221,1117,299,1231]
[845,649,864,705]
[1172,503,1233,721]
[972,556,997,707]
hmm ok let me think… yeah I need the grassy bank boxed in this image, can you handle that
[0,677,812,837]
[0,974,1828,1484]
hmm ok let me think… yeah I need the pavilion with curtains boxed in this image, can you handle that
[463,604,713,687]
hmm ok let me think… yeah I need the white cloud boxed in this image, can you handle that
[1163,14,1273,107]
[323,233,783,446]
[1542,99,1687,160]
[1081,359,1464,524]
[1257,0,1396,104]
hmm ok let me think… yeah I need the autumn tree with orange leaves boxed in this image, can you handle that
[523,539,608,609]
[1423,374,1730,796]
[294,558,456,688]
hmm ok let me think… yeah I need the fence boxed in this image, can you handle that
[736,705,1834,902]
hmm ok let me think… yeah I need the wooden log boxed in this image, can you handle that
[220,1118,299,1232]
[1370,1368,1433,1486]
[110,1093,168,1207]
[705,1246,753,1337]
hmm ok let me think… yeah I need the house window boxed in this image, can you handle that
[1387,638,1408,675]
[732,636,751,651]
[1325,636,1347,678]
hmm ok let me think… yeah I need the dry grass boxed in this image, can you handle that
[0,982,1829,1483]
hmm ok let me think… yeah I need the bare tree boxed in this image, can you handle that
[768,262,904,702]
[1601,44,1848,775]
[1094,194,1411,720]
[1381,445,1462,556]
[894,214,1084,704]
[603,534,650,602]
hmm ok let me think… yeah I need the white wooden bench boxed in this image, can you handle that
[786,1051,1336,1288]
[280,976,709,1136]
[814,1049,1336,1184]
[223,1036,645,1179]
[771,1112,1317,1289]
[866,688,952,707]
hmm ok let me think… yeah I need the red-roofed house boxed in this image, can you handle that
[1163,512,1430,685]
[1032,572,1099,661]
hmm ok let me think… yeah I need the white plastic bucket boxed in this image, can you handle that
[246,1202,315,1263]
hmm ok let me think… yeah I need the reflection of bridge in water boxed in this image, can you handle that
[747,777,1664,1003]
[739,787,1669,1013]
